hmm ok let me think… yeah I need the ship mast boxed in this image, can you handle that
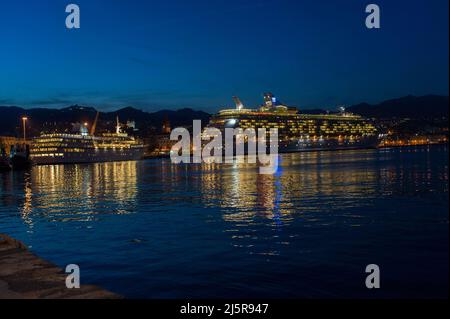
[116,116,121,134]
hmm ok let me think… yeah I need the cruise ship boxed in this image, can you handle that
[207,93,379,152]
[30,116,144,165]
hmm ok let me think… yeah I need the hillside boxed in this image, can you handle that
[1,95,448,136]
[0,105,211,137]
[348,95,449,119]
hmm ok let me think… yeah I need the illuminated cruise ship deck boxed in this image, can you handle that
[207,93,379,152]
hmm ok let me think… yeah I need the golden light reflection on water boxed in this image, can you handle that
[196,151,382,224]
[20,161,138,225]
[21,173,33,229]
[191,147,448,257]
[0,147,447,240]
[1,147,447,298]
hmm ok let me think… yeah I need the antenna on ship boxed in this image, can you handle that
[232,96,244,111]
[338,106,347,115]
[90,111,100,136]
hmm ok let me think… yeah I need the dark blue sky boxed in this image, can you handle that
[0,0,448,112]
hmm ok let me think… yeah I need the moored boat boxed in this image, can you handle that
[10,143,32,169]
[0,147,11,171]
[30,115,144,165]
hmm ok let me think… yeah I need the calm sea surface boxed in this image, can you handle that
[0,146,448,298]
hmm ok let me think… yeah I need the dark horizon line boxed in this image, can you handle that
[1,93,449,114]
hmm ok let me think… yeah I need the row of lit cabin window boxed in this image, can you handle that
[31,153,64,157]
[31,148,86,153]
[236,119,374,127]
[237,122,375,133]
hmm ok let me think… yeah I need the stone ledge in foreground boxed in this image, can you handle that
[0,233,120,299]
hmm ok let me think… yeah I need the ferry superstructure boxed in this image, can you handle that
[207,93,379,152]
[30,116,144,165]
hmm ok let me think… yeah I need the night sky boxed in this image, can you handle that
[0,0,448,112]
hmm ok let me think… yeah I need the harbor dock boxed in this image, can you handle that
[0,234,120,299]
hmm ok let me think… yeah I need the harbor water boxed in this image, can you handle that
[0,146,448,298]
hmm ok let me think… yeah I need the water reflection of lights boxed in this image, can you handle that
[0,146,447,258]
[197,152,383,225]
[194,148,448,257]
[21,173,34,230]
[21,161,139,225]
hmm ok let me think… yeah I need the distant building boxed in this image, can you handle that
[162,117,171,134]
[126,120,136,130]
[0,136,30,156]
[144,118,174,157]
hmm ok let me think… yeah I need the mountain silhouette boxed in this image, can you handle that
[0,95,448,136]
[347,95,449,118]
[0,105,210,136]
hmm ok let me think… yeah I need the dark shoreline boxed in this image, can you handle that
[0,234,120,299]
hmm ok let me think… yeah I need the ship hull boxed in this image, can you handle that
[279,136,379,153]
[31,148,144,165]
[0,158,11,171]
[0,151,11,171]
[214,136,379,156]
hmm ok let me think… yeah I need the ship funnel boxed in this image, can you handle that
[264,93,276,108]
[232,96,244,110]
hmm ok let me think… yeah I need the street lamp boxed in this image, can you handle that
[22,117,28,142]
